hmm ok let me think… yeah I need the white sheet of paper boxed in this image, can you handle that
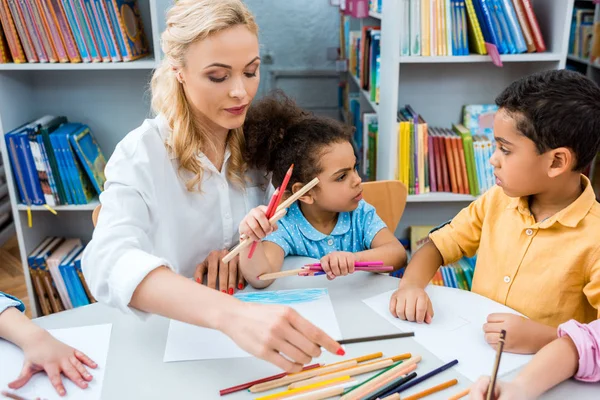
[363,286,533,381]
[164,288,342,362]
[0,323,112,400]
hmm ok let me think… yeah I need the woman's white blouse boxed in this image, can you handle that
[82,115,270,316]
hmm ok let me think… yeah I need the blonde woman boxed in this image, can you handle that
[82,0,343,372]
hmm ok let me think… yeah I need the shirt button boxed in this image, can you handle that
[525,229,533,236]
[327,239,333,246]
[503,276,511,283]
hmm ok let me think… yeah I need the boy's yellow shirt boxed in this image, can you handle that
[429,175,600,327]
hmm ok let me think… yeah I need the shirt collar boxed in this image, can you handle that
[506,175,596,228]
[288,202,351,241]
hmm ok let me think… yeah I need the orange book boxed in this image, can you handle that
[449,130,465,194]
[454,132,470,194]
[520,0,545,52]
[0,21,10,62]
[4,0,37,62]
[0,0,24,62]
[443,132,459,193]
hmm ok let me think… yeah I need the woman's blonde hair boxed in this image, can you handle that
[151,0,258,191]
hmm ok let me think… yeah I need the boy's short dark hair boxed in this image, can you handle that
[495,69,600,171]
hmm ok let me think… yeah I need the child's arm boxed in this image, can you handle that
[470,323,590,399]
[237,205,288,288]
[0,306,97,396]
[355,228,407,270]
[239,241,285,289]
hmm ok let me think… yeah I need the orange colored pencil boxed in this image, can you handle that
[402,378,458,400]
[448,388,470,400]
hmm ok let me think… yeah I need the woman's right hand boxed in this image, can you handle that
[223,302,344,372]
[389,284,434,323]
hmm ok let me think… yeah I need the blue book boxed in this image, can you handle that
[62,126,96,203]
[57,131,85,204]
[68,124,107,195]
[61,0,91,62]
[59,245,87,307]
[92,0,121,61]
[69,0,102,61]
[49,134,73,204]
[491,0,516,54]
[16,132,45,205]
[5,132,31,205]
[474,0,506,53]
[499,0,526,53]
[82,0,110,61]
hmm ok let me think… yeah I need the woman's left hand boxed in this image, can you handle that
[194,250,246,294]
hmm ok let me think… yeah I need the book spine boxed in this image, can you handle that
[519,0,545,52]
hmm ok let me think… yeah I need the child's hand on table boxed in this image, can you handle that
[389,284,434,324]
[483,313,557,354]
[469,376,530,400]
[319,252,357,279]
[9,329,96,397]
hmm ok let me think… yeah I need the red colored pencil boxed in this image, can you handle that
[219,363,320,395]
[274,164,294,207]
[248,188,280,258]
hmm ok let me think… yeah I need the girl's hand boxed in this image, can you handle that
[319,252,357,279]
[223,302,344,372]
[9,330,97,397]
[239,205,278,242]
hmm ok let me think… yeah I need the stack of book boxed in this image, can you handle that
[395,0,546,57]
[0,0,148,64]
[5,116,107,207]
[397,104,497,196]
[27,236,96,316]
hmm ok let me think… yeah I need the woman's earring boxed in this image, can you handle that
[176,71,184,84]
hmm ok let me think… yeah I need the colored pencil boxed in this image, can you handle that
[275,164,294,207]
[340,357,422,400]
[285,381,357,400]
[304,266,394,272]
[1,392,31,400]
[250,360,357,393]
[448,388,470,400]
[337,332,414,345]
[305,261,384,267]
[255,375,351,400]
[288,359,394,389]
[257,268,306,281]
[363,371,417,400]
[403,378,458,400]
[219,363,320,395]
[378,359,458,398]
[223,177,319,263]
[325,352,384,368]
[487,330,506,400]
[248,188,280,258]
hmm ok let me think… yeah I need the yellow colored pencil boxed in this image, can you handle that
[254,375,351,400]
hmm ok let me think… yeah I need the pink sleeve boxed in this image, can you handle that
[557,319,600,382]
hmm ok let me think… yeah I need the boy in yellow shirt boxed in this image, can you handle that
[390,69,600,354]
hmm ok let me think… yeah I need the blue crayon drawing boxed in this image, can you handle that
[234,288,327,305]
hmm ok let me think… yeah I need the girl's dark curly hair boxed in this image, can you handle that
[244,90,354,191]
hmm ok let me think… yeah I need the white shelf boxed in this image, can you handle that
[0,57,157,71]
[407,192,477,203]
[369,11,382,19]
[349,73,379,113]
[399,52,564,64]
[567,54,590,65]
[17,198,100,212]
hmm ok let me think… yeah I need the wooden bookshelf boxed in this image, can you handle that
[0,1,167,317]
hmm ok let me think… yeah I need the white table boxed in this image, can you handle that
[31,257,598,399]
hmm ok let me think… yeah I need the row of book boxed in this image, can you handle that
[397,104,497,196]
[569,5,596,61]
[398,0,546,57]
[392,225,476,291]
[345,24,380,104]
[0,0,148,64]
[5,116,107,206]
[27,236,96,316]
[343,91,379,181]
[369,0,382,14]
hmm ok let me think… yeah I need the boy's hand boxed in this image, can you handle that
[483,313,557,354]
[239,205,280,242]
[319,252,357,279]
[9,330,97,396]
[389,284,434,323]
[469,376,530,400]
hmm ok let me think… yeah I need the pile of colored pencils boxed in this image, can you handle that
[219,350,462,400]
[258,261,394,281]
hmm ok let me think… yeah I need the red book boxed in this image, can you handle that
[519,0,546,52]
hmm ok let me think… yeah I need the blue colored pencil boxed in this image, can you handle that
[378,359,459,398]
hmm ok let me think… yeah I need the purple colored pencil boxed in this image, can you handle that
[304,261,384,267]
